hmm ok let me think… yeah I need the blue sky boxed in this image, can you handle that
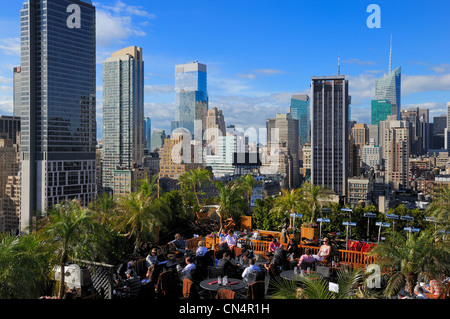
[0,0,449,139]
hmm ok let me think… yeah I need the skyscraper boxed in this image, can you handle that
[371,99,395,125]
[102,46,144,193]
[311,76,349,198]
[19,0,97,231]
[290,94,310,146]
[445,102,450,150]
[151,129,166,152]
[374,37,401,119]
[144,117,152,152]
[205,107,226,155]
[266,113,300,189]
[172,62,208,137]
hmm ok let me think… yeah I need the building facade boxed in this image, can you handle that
[102,46,144,193]
[290,94,310,146]
[311,76,349,198]
[19,0,97,231]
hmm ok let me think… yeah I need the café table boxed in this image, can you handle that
[280,269,313,282]
[200,277,247,292]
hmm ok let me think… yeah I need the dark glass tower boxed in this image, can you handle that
[311,76,349,198]
[19,0,97,231]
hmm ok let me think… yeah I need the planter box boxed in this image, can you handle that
[301,227,319,240]
[204,237,216,249]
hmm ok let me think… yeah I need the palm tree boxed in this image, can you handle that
[238,174,256,215]
[426,184,450,236]
[270,188,303,225]
[178,167,212,209]
[301,181,329,223]
[369,229,450,297]
[216,181,246,232]
[39,199,96,299]
[0,233,51,299]
[89,192,115,226]
[270,265,363,299]
[115,179,171,254]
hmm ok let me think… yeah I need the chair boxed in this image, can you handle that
[207,266,224,279]
[126,277,142,298]
[247,281,265,299]
[245,272,257,285]
[216,288,236,299]
[300,261,316,272]
[182,278,199,299]
[156,270,179,299]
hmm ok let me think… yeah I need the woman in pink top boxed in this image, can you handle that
[298,248,316,269]
[425,278,443,296]
[268,238,281,253]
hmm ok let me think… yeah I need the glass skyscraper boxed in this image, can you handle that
[102,46,144,193]
[290,94,310,145]
[144,117,151,151]
[371,99,395,125]
[374,38,401,119]
[172,62,208,137]
[19,0,97,231]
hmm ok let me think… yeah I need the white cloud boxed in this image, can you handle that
[145,84,174,95]
[0,37,20,56]
[236,68,286,80]
[94,1,155,48]
[402,73,450,95]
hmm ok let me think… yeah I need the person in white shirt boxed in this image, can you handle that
[226,230,237,249]
[177,257,196,279]
[242,259,261,283]
[145,248,159,267]
[196,241,208,257]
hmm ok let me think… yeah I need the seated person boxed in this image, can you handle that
[216,252,239,277]
[267,238,281,256]
[219,229,228,245]
[314,237,331,261]
[273,247,289,270]
[286,239,300,260]
[167,242,183,260]
[195,241,208,257]
[225,230,237,250]
[424,277,444,297]
[298,248,316,271]
[117,257,138,280]
[141,264,160,285]
[414,285,428,299]
[237,248,256,265]
[176,257,196,280]
[171,233,187,254]
[146,247,159,267]
[241,259,262,283]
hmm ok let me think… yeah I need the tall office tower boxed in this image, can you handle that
[351,123,369,150]
[19,0,97,231]
[13,67,22,118]
[384,125,410,190]
[102,46,144,193]
[205,107,226,155]
[290,94,310,145]
[266,113,300,189]
[0,116,21,144]
[371,99,395,125]
[445,102,450,150]
[144,117,152,152]
[151,129,166,153]
[172,62,208,137]
[367,124,379,146]
[204,134,238,178]
[361,138,382,171]
[374,37,401,119]
[311,76,349,198]
[0,138,21,233]
[401,107,430,155]
[431,115,446,149]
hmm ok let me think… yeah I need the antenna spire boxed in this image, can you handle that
[389,34,393,72]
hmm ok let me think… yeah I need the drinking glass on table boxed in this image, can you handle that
[217,276,222,285]
[223,276,228,285]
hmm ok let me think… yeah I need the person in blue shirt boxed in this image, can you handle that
[242,259,261,283]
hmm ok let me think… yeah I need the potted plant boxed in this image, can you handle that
[287,226,301,242]
[301,222,319,241]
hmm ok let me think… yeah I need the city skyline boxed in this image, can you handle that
[0,0,449,138]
